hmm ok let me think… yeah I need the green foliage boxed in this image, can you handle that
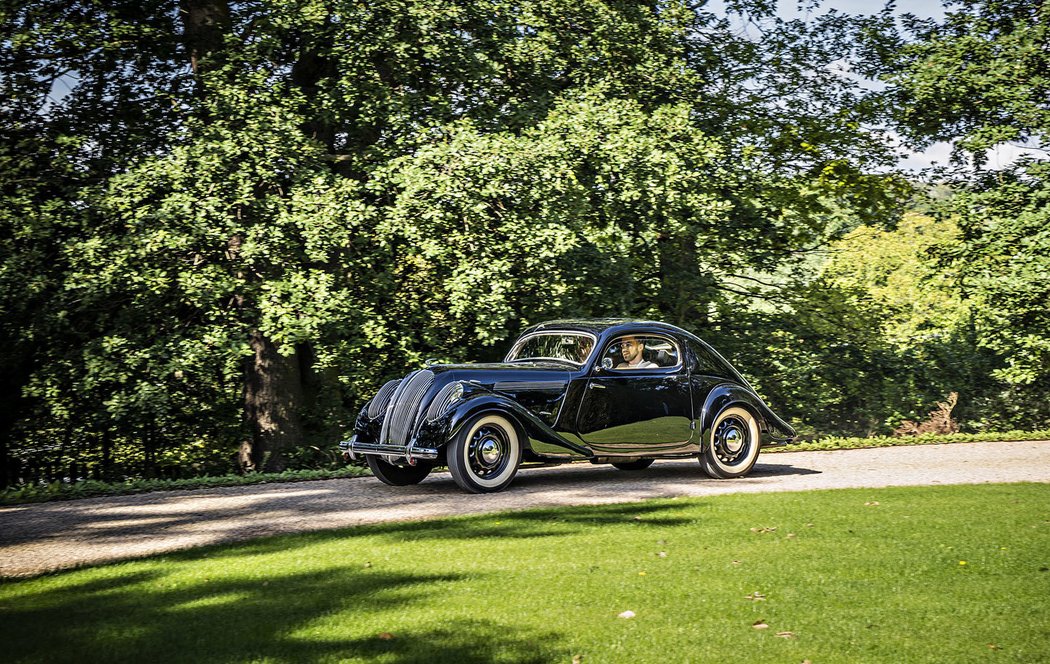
[823,212,969,346]
[712,214,962,437]
[6,0,1045,484]
[883,0,1050,159]
[3,485,1049,661]
[870,0,1050,427]
[0,465,369,506]
[932,166,1050,387]
[1,0,908,485]
[773,429,1050,454]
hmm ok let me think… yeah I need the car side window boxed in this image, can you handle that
[688,340,729,378]
[603,334,680,370]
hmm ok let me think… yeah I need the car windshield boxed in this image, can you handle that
[506,332,595,365]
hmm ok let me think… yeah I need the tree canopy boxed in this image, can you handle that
[878,0,1050,390]
[1,0,1046,486]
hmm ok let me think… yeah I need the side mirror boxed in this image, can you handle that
[600,357,614,371]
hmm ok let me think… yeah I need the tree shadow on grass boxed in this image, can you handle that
[182,499,699,564]
[300,619,562,664]
[0,565,562,663]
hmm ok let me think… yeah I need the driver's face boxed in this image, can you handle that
[620,337,642,363]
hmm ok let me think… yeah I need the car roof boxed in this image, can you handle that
[522,318,701,341]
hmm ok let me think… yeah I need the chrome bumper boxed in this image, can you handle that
[339,436,439,462]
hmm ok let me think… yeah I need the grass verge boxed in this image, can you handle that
[772,429,1050,454]
[0,466,371,506]
[1,483,1048,663]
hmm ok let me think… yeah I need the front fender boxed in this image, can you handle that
[447,394,591,457]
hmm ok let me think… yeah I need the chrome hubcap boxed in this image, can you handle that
[714,416,751,466]
[479,437,502,465]
[723,427,743,453]
[468,425,509,479]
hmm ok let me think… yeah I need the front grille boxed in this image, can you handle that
[380,369,435,447]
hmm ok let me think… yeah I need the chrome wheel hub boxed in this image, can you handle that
[714,416,751,466]
[479,437,502,465]
[723,427,743,453]
[469,425,509,478]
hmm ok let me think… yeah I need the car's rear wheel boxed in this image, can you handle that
[448,413,522,493]
[612,459,655,471]
[366,455,433,486]
[700,406,760,479]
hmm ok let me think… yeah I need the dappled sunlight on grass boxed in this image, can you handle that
[2,485,1049,662]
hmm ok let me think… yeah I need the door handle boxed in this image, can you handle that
[589,383,606,389]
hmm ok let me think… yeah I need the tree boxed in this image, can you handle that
[0,0,187,484]
[876,0,1050,422]
[2,0,907,481]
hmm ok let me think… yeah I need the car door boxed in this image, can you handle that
[574,333,694,455]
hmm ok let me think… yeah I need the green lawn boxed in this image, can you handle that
[2,484,1048,663]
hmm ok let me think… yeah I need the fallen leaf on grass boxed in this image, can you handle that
[752,620,769,630]
[988,644,1001,651]
[638,571,647,576]
[378,632,395,641]
[657,551,668,558]
[731,560,742,566]
[750,526,777,533]
[572,655,584,664]
[618,610,636,619]
[744,591,766,601]
[865,501,880,506]
[787,533,797,539]
[775,631,796,639]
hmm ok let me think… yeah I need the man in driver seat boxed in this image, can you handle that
[616,336,656,369]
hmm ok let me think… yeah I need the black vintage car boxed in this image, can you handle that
[341,319,795,493]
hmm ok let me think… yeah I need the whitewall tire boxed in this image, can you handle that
[700,406,760,479]
[448,413,522,493]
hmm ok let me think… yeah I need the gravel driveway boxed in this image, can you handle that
[2,439,1048,578]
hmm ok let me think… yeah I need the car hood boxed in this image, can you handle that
[430,361,571,376]
[419,362,572,393]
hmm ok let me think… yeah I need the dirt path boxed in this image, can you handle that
[2,439,1049,578]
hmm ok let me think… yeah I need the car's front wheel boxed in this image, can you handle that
[366,455,433,486]
[700,406,760,479]
[448,413,522,493]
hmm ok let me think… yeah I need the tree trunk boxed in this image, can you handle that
[242,330,305,472]
[179,0,232,76]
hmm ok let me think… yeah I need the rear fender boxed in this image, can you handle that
[700,385,772,450]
